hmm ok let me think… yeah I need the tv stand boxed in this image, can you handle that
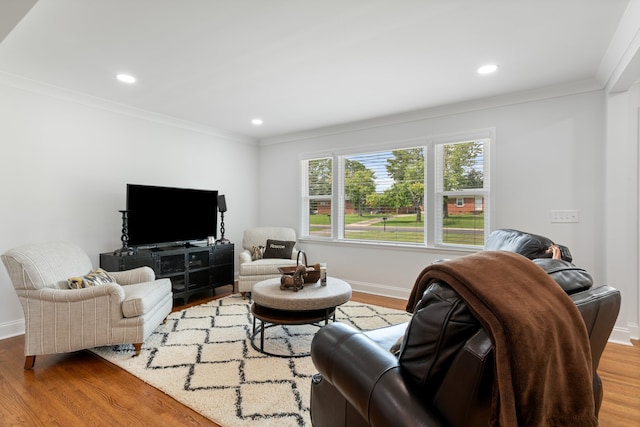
[100,243,234,304]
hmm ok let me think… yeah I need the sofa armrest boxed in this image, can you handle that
[570,285,621,413]
[108,266,155,285]
[14,284,129,356]
[311,322,445,427]
[239,249,252,265]
[15,283,125,302]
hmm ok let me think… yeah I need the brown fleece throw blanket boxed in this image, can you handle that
[406,251,597,427]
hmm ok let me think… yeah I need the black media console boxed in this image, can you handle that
[100,243,234,304]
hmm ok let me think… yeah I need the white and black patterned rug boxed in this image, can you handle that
[91,294,410,427]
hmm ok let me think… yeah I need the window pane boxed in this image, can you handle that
[343,148,424,244]
[442,141,484,190]
[441,194,485,245]
[437,139,487,247]
[309,199,332,237]
[306,158,332,237]
[308,158,332,196]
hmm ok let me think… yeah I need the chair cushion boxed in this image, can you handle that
[121,279,172,318]
[68,268,115,289]
[108,266,156,285]
[239,258,297,276]
[363,322,408,355]
[263,239,295,259]
[398,281,480,392]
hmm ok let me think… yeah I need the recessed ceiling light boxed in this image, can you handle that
[251,118,263,126]
[116,73,136,84]
[477,64,498,75]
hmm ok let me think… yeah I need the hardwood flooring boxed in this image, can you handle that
[0,286,638,426]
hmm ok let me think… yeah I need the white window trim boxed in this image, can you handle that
[300,129,494,250]
[428,132,493,249]
[300,155,334,239]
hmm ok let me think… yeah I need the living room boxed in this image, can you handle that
[0,1,639,425]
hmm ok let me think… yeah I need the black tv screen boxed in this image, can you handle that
[126,184,218,247]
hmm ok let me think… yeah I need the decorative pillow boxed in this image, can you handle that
[262,239,295,259]
[251,245,265,261]
[68,268,116,289]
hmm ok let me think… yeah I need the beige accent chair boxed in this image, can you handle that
[1,241,173,369]
[238,227,300,295]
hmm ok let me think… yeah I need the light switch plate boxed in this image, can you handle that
[550,210,579,223]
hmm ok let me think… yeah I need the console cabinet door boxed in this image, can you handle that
[211,244,234,286]
[100,243,235,304]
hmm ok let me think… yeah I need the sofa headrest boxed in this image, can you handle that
[485,229,590,293]
[1,241,93,290]
[484,229,554,260]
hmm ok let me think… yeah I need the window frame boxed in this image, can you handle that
[301,156,334,238]
[300,129,493,250]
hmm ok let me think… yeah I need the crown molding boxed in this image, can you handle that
[597,0,640,93]
[259,79,602,146]
[0,71,257,145]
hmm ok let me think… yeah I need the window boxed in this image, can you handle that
[301,134,490,248]
[341,148,425,243]
[302,158,332,238]
[435,140,488,246]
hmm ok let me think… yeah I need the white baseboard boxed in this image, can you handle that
[347,279,411,301]
[609,326,634,345]
[0,319,24,341]
[627,321,639,341]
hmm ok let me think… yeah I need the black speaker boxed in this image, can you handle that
[217,194,227,213]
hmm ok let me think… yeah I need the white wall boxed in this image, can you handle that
[258,89,635,343]
[0,76,260,339]
[2,76,636,345]
[605,84,640,343]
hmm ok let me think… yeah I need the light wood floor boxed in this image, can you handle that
[0,286,638,426]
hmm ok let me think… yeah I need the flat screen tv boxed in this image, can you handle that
[126,184,218,247]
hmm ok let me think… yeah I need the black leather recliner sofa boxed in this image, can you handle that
[309,229,621,427]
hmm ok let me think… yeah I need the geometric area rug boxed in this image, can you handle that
[90,294,411,427]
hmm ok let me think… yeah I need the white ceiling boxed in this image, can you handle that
[0,0,631,140]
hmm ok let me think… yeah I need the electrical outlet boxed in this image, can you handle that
[550,210,579,223]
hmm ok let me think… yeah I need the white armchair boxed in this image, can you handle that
[238,227,300,295]
[1,241,173,369]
